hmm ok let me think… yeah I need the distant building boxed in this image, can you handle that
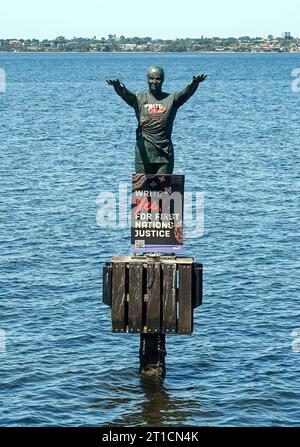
[260,42,272,52]
[9,39,21,47]
[121,44,137,51]
[282,32,291,38]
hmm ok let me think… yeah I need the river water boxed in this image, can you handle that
[0,52,299,426]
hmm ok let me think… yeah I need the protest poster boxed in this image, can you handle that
[131,174,184,253]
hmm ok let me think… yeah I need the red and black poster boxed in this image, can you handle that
[131,174,184,253]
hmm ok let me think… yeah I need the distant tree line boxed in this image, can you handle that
[0,34,298,52]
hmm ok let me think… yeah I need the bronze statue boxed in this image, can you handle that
[107,66,207,174]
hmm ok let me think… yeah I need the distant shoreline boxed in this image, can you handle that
[1,50,299,55]
[2,34,298,54]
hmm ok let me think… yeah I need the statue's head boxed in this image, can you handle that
[147,66,164,95]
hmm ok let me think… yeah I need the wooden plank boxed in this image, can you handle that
[103,263,112,307]
[128,263,143,332]
[146,262,161,333]
[162,263,177,334]
[178,264,193,334]
[112,263,126,332]
[193,263,203,308]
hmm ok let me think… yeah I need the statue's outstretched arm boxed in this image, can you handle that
[106,79,137,108]
[174,74,207,107]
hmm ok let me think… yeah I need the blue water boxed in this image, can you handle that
[0,52,299,427]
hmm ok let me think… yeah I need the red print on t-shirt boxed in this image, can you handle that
[145,104,167,115]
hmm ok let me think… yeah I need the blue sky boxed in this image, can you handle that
[1,0,299,39]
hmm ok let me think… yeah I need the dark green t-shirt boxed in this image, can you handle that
[115,81,199,163]
[134,92,179,163]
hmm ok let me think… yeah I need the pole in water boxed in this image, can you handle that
[139,333,166,376]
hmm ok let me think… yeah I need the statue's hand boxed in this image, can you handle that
[106,78,123,88]
[192,74,207,84]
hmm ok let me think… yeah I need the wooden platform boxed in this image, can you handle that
[103,255,202,335]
